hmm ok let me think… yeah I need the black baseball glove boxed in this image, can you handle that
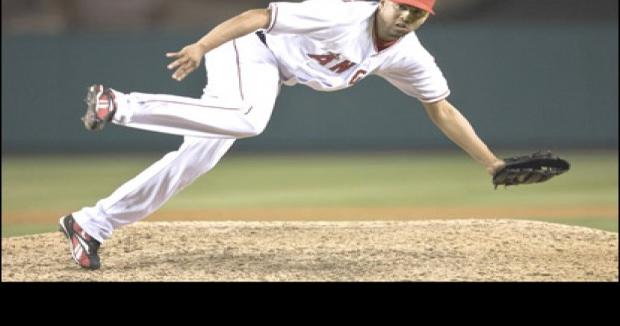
[492,151,570,189]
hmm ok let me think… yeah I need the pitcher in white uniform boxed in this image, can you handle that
[59,0,506,270]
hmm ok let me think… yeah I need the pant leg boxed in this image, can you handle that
[73,137,235,243]
[111,33,281,139]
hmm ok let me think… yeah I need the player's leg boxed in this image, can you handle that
[60,33,280,269]
[94,33,280,139]
[60,136,234,270]
[70,136,235,243]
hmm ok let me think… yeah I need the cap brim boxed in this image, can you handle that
[392,0,435,15]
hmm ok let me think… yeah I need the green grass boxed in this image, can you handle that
[2,150,618,237]
[2,224,59,238]
[520,217,617,233]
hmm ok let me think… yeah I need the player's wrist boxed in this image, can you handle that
[194,42,209,55]
[487,159,505,176]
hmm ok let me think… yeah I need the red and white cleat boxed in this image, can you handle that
[82,84,117,131]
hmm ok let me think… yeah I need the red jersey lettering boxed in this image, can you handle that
[308,53,337,66]
[330,60,356,73]
[349,69,367,85]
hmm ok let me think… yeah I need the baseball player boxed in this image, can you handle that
[59,0,507,270]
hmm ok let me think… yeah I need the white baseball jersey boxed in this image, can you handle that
[264,0,450,103]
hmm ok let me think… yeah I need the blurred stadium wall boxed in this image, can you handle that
[2,0,618,153]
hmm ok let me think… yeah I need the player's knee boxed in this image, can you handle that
[238,124,266,138]
[236,116,268,138]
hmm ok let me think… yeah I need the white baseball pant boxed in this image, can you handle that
[72,33,281,243]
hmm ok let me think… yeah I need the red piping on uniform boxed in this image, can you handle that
[233,39,254,115]
[232,39,245,101]
[141,100,244,111]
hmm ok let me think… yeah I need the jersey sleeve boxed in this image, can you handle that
[377,41,451,103]
[264,0,353,38]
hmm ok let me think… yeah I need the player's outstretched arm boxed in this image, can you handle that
[166,8,271,81]
[423,99,505,175]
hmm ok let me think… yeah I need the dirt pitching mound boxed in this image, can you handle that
[2,219,618,281]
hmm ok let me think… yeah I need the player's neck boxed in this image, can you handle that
[373,13,398,51]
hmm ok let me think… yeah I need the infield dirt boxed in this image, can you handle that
[2,219,617,281]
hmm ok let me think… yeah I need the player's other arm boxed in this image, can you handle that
[166,8,271,81]
[423,99,505,175]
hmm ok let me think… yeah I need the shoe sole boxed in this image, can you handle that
[82,85,104,131]
[58,216,100,270]
[58,216,79,266]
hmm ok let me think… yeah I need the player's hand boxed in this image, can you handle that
[166,43,207,81]
[487,159,506,176]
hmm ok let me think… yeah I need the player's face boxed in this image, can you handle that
[377,0,430,40]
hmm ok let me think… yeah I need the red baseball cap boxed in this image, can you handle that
[391,0,436,15]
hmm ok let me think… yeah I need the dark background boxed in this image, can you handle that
[2,0,618,153]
